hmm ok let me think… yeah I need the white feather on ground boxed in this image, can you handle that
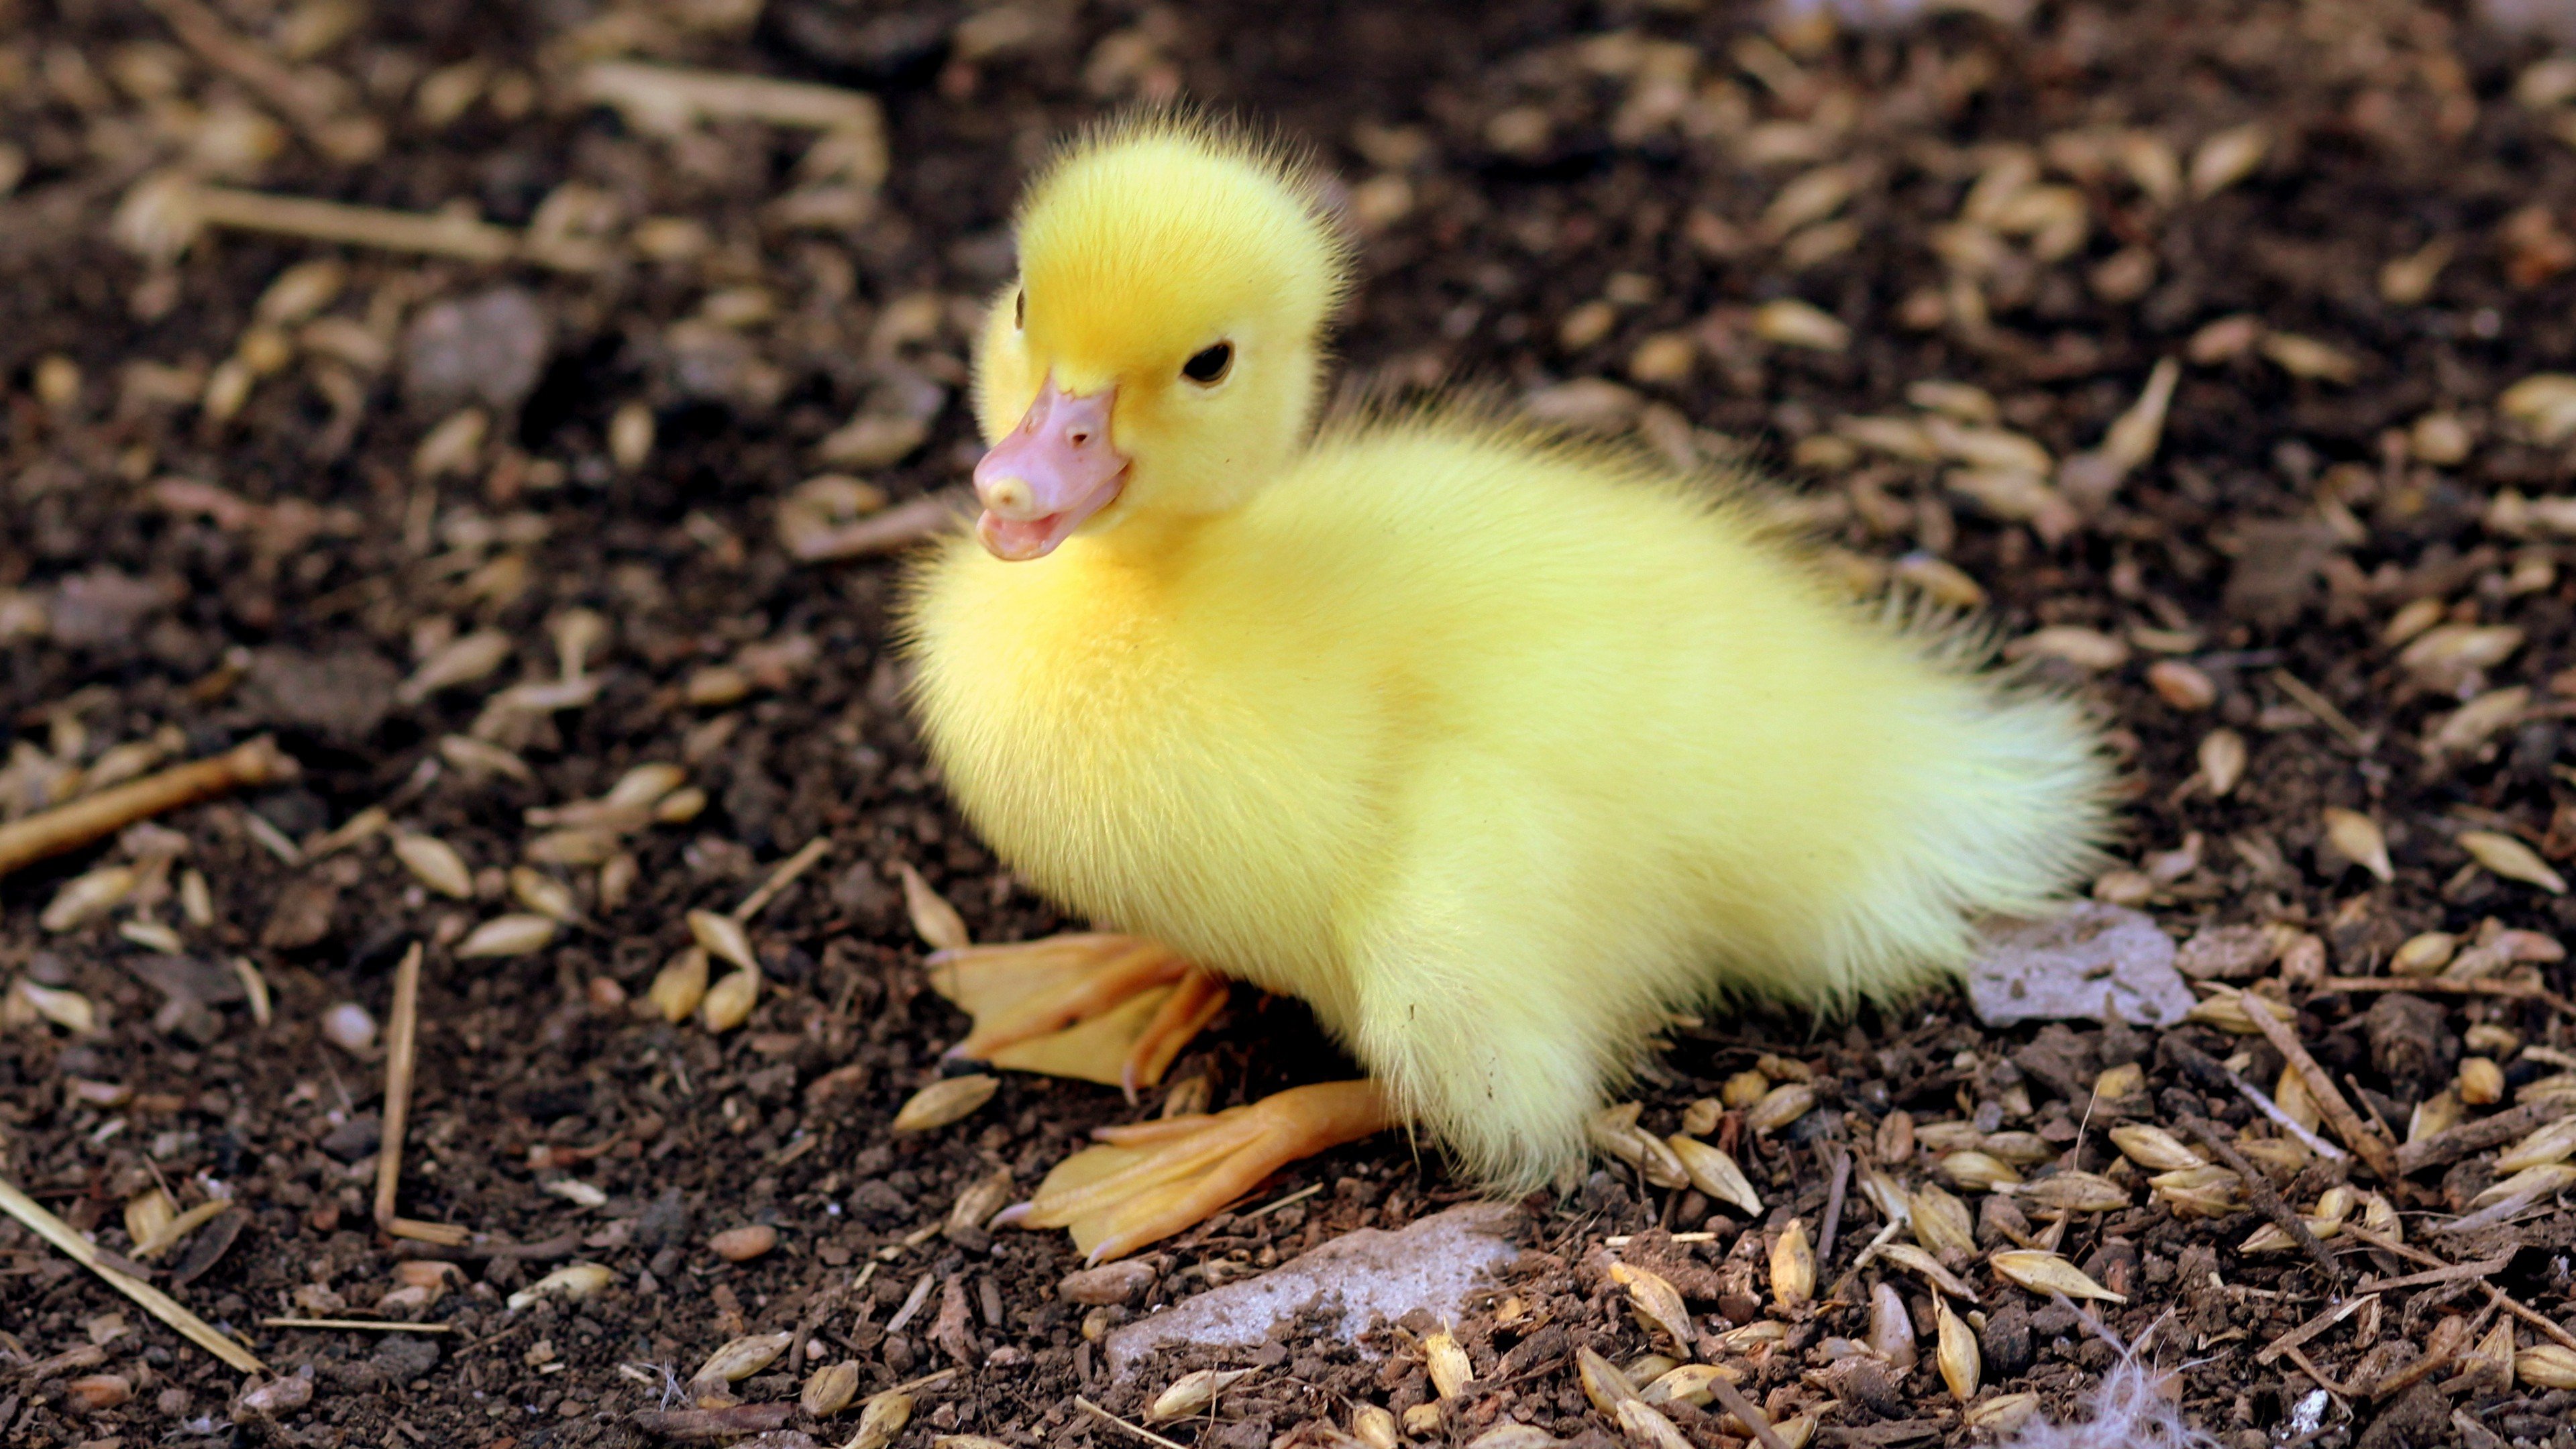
[2000,1353,2223,1449]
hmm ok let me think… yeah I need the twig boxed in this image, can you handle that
[0,1174,264,1372]
[2394,1099,2563,1177]
[2279,1342,2357,1399]
[1240,1183,1322,1221]
[1075,1395,1192,1449]
[2178,1117,2345,1286]
[578,60,881,133]
[2339,1223,2448,1271]
[1815,1142,1851,1265]
[2270,668,2371,752]
[2486,1282,2576,1355]
[2256,1291,2377,1366]
[1703,1371,1792,1449]
[375,943,423,1230]
[2317,975,2576,1020]
[786,492,966,563]
[2238,997,2400,1181]
[0,737,293,880]
[260,1318,453,1333]
[2165,1038,2348,1161]
[735,837,830,923]
[136,0,378,161]
[2355,1248,2515,1293]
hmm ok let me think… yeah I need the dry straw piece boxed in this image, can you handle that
[0,1175,263,1373]
[0,737,293,882]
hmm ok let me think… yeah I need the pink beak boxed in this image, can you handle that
[973,379,1129,561]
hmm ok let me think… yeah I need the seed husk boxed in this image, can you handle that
[2469,1163,2576,1212]
[1148,1368,1254,1423]
[688,908,758,971]
[392,833,472,898]
[13,979,98,1033]
[898,863,971,951]
[2498,1114,2576,1173]
[2322,809,2394,883]
[1878,1242,1980,1302]
[894,1074,998,1132]
[2188,123,2267,197]
[847,1391,913,1449]
[1745,1082,1817,1134]
[2460,831,2568,894]
[1425,1330,1474,1398]
[1575,1346,1640,1416]
[1964,1393,2041,1434]
[945,1167,1014,1236]
[701,968,760,1032]
[125,1187,175,1248]
[456,912,558,958]
[1611,1262,1696,1348]
[2110,1124,2206,1173]
[1937,1150,2022,1191]
[2521,1344,2576,1390]
[1910,1183,1976,1260]
[1868,1280,1917,1371]
[509,866,579,922]
[1666,1134,1761,1216]
[1719,1069,1770,1109]
[2461,1057,2507,1107]
[1613,1397,1694,1449]
[695,1330,783,1382]
[1991,1250,2125,1303]
[1933,1297,1980,1403]
[42,865,136,931]
[1752,298,1849,352]
[2147,659,2216,710]
[1350,1405,1399,1449]
[2012,1171,2132,1214]
[1640,1362,1740,1408]
[506,1262,613,1311]
[2200,728,2247,796]
[801,1360,863,1417]
[1770,1219,1815,1310]
[647,947,710,1022]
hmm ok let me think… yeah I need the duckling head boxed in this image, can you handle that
[969,115,1351,560]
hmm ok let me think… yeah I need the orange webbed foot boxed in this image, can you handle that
[1012,1079,1395,1263]
[926,933,1228,1098]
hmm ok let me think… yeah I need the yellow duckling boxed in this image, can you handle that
[903,113,2112,1263]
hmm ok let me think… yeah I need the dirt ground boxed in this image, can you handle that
[10,0,2576,1446]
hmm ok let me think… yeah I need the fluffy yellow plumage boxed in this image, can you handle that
[904,114,2111,1230]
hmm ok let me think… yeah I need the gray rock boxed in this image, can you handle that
[1964,902,2192,1028]
[402,287,551,416]
[244,647,398,742]
[1103,1201,1523,1378]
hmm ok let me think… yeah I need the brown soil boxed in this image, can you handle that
[7,1,2576,1448]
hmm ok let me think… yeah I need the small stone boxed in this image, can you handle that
[235,1374,315,1418]
[1059,1260,1157,1306]
[710,1224,779,1262]
[402,286,551,416]
[320,1002,377,1054]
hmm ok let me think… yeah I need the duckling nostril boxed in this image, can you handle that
[1068,430,1091,447]
[983,477,1035,515]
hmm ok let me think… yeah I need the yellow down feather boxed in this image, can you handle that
[905,113,2114,1193]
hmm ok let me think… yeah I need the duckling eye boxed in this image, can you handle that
[1014,288,1025,329]
[1182,341,1233,386]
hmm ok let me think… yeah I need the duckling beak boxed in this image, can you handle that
[973,379,1128,561]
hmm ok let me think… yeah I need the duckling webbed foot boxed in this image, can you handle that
[1010,1079,1395,1263]
[927,933,1228,1098]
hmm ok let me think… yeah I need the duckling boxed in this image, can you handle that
[902,114,2113,1263]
